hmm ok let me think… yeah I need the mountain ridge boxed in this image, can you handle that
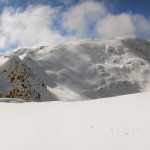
[0,36,150,101]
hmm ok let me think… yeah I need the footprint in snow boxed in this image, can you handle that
[109,128,117,132]
[89,125,97,129]
[109,128,140,136]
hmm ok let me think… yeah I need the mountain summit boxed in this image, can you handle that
[0,36,150,101]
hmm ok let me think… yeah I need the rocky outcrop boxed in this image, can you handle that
[0,55,57,102]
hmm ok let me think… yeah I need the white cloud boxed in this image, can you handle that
[132,15,150,35]
[62,1,150,39]
[96,13,135,38]
[0,1,149,51]
[96,13,150,38]
[0,5,73,49]
[62,1,107,37]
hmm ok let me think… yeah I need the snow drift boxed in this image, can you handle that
[0,92,150,150]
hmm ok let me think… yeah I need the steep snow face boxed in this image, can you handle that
[7,37,150,101]
[0,55,57,102]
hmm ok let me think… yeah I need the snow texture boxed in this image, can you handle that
[0,36,150,149]
[0,92,149,150]
[0,55,57,101]
[5,36,150,101]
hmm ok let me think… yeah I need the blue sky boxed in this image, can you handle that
[0,0,149,16]
[105,0,149,17]
[0,0,149,52]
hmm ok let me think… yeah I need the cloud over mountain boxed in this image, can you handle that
[0,1,149,51]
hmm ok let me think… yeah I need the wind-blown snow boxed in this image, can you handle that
[0,92,150,150]
[0,36,149,101]
[10,36,150,101]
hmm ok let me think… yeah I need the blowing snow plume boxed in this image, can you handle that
[0,36,150,102]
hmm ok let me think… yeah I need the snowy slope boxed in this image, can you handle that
[0,55,57,102]
[9,36,150,101]
[0,92,150,150]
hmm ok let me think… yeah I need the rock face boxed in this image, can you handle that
[0,55,57,102]
[1,36,150,101]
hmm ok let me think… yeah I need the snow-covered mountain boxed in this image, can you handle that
[1,36,150,101]
[0,36,150,150]
[0,55,57,102]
